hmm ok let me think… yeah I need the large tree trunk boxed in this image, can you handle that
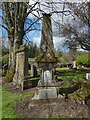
[9,36,23,71]
[3,2,27,71]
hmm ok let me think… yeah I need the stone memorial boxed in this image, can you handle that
[86,73,90,80]
[73,61,77,69]
[35,13,58,99]
[13,45,28,86]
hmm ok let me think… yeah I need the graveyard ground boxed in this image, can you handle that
[2,68,90,118]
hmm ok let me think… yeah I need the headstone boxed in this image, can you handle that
[31,64,34,77]
[73,61,77,69]
[86,73,90,80]
[13,45,28,86]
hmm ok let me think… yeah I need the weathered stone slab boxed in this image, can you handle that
[13,45,28,86]
[38,87,57,99]
[86,73,90,80]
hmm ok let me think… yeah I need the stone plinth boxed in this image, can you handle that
[38,87,57,99]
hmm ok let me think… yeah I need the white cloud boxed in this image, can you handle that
[33,33,41,46]
[77,48,86,52]
[53,36,65,50]
[33,32,65,50]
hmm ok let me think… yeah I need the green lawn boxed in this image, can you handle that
[55,67,90,89]
[56,67,69,72]
[2,86,35,118]
[56,68,90,81]
[55,68,90,100]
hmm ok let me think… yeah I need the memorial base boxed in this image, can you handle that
[32,86,57,100]
[38,87,57,99]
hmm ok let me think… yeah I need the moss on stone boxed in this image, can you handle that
[35,55,58,63]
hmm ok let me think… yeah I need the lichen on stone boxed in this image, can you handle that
[35,55,58,63]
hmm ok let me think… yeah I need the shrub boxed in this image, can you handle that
[4,70,14,83]
[76,53,90,66]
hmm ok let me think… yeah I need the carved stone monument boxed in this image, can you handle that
[35,14,58,99]
[13,45,28,86]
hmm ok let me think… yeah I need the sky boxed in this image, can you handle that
[1,0,88,51]
[28,0,89,52]
[28,0,71,51]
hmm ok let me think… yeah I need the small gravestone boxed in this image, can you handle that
[73,61,77,69]
[31,64,34,77]
[86,73,90,80]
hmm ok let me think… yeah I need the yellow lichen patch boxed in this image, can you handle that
[35,55,58,63]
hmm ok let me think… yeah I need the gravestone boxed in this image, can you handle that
[73,61,77,69]
[35,14,58,100]
[86,73,90,80]
[28,58,38,77]
[31,64,34,77]
[13,45,28,86]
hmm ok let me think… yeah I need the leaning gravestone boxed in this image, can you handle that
[13,45,28,87]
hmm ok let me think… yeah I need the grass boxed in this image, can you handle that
[30,77,40,81]
[2,67,90,118]
[56,68,90,101]
[56,67,69,72]
[2,86,35,118]
[56,67,90,82]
